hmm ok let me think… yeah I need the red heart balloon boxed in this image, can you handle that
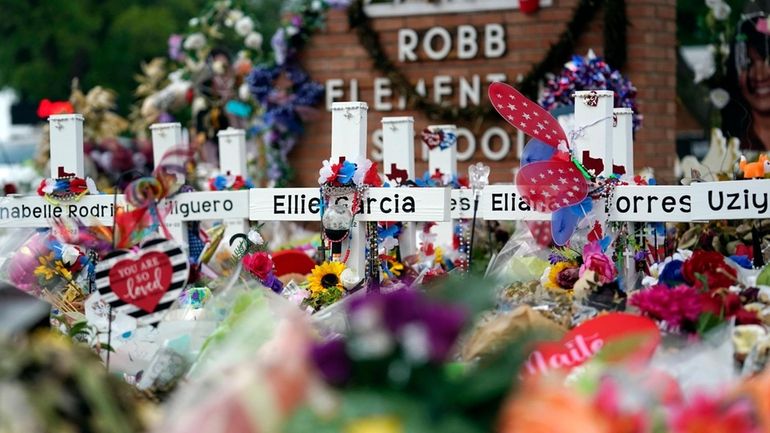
[526,220,553,247]
[108,251,173,313]
[516,160,588,212]
[523,313,660,377]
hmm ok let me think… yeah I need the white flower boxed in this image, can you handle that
[400,323,430,363]
[711,2,731,20]
[352,157,372,185]
[286,25,299,36]
[311,0,323,11]
[86,177,99,195]
[238,83,250,101]
[189,17,200,27]
[693,59,716,84]
[61,245,81,266]
[709,88,730,109]
[183,32,206,50]
[41,179,55,194]
[244,32,263,50]
[247,229,264,245]
[340,268,361,289]
[380,236,399,253]
[228,9,244,22]
[212,58,227,75]
[318,159,334,185]
[235,16,254,36]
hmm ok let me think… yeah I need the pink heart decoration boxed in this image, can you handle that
[516,160,588,212]
[523,313,661,377]
[108,251,173,313]
[488,82,568,148]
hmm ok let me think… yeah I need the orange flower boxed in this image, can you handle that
[498,376,611,433]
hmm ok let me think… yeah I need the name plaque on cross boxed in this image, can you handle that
[0,195,127,228]
[249,187,451,222]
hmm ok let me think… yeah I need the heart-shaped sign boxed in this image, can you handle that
[516,160,589,212]
[95,237,189,325]
[109,251,173,313]
[523,313,660,376]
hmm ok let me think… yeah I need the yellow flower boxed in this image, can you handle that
[34,265,56,280]
[345,416,403,433]
[389,261,404,277]
[55,262,72,281]
[544,261,577,290]
[434,247,444,265]
[307,261,346,294]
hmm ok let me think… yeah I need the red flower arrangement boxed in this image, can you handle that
[682,250,737,290]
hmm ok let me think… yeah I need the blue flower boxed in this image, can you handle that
[337,160,356,184]
[659,259,684,287]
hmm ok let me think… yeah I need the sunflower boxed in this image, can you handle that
[307,261,346,294]
[544,261,578,290]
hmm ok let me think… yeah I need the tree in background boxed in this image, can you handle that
[0,0,284,115]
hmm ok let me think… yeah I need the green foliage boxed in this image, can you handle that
[0,0,285,113]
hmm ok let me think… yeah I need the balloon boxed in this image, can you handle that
[552,207,579,246]
[521,138,556,167]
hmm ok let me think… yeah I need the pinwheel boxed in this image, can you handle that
[489,82,595,246]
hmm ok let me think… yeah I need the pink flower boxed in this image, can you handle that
[580,252,617,285]
[630,284,702,330]
[242,252,274,280]
[668,394,761,433]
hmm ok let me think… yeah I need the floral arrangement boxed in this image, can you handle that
[230,227,283,292]
[248,64,324,185]
[539,50,642,131]
[37,175,99,203]
[207,173,254,190]
[318,157,382,187]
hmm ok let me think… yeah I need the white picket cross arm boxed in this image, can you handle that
[217,128,250,248]
[427,124,458,249]
[48,114,85,178]
[150,122,188,247]
[613,107,634,177]
[382,116,417,257]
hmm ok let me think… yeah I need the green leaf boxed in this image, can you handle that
[696,312,723,335]
[68,321,90,338]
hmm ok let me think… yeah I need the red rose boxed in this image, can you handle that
[699,291,742,318]
[682,250,736,289]
[736,308,762,325]
[242,252,273,280]
[231,176,246,190]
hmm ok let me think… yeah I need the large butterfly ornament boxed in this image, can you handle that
[489,82,593,246]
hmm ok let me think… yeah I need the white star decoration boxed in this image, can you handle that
[536,122,545,130]
[539,173,546,179]
[547,169,554,175]
[558,177,567,184]
[550,184,559,191]
[507,103,515,110]
[520,121,527,128]
[523,113,531,120]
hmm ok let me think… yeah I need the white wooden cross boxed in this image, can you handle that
[330,102,369,275]
[381,116,417,257]
[426,124,458,249]
[150,123,188,247]
[216,128,250,251]
[248,102,451,280]
[0,114,120,228]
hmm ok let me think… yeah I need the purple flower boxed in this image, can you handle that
[271,29,288,65]
[262,272,283,293]
[168,34,184,61]
[311,338,351,386]
[348,289,466,362]
[290,15,303,27]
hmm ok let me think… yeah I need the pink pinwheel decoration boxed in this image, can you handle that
[488,82,590,246]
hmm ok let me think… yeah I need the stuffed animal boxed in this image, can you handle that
[740,154,770,179]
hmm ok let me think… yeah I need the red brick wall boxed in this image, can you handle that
[293,0,677,186]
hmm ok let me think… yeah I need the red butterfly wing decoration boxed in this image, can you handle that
[488,82,568,148]
[516,160,588,212]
